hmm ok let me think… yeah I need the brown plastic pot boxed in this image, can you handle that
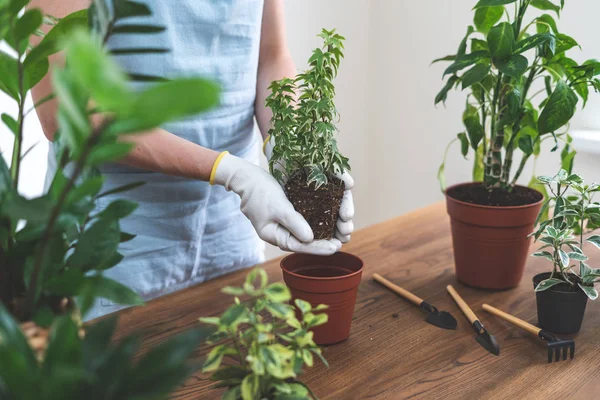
[445,183,543,289]
[281,252,363,345]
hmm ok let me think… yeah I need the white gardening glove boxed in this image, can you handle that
[211,152,342,255]
[264,136,354,244]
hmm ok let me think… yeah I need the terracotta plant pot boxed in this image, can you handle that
[445,183,543,289]
[281,252,363,345]
[533,272,589,334]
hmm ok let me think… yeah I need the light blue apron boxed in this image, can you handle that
[45,0,265,320]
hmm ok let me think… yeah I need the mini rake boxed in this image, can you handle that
[483,304,575,363]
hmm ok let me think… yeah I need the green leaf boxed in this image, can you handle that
[86,142,134,165]
[65,30,132,112]
[558,249,569,268]
[538,80,578,134]
[85,275,144,306]
[24,57,49,91]
[435,75,459,105]
[97,199,138,220]
[295,299,312,315]
[52,68,90,153]
[473,0,517,8]
[220,303,247,327]
[532,251,554,262]
[568,252,588,261]
[586,234,600,249]
[474,6,504,34]
[44,317,82,368]
[25,9,88,68]
[3,193,53,222]
[431,55,456,64]
[473,144,485,182]
[111,24,166,34]
[458,132,469,158]
[531,0,560,15]
[536,14,559,35]
[463,107,484,150]
[264,282,292,302]
[221,286,245,296]
[67,175,104,204]
[97,181,144,198]
[487,22,515,60]
[0,50,19,100]
[495,54,528,77]
[1,113,17,135]
[69,218,120,269]
[443,51,490,76]
[518,135,534,155]
[461,63,491,89]
[535,278,564,291]
[515,33,555,54]
[555,33,579,54]
[111,78,220,134]
[15,9,43,44]
[578,284,598,300]
[110,47,169,55]
[114,0,151,19]
[202,344,234,372]
[241,374,259,400]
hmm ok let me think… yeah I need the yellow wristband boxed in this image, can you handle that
[209,151,229,185]
[262,135,271,155]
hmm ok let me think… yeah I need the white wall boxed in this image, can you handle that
[4,1,600,260]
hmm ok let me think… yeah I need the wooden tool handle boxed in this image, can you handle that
[482,304,541,336]
[446,285,478,324]
[373,273,423,306]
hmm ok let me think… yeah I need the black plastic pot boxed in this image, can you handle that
[533,272,589,334]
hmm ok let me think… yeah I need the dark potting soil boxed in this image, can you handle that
[447,183,542,207]
[285,172,344,240]
[294,265,353,277]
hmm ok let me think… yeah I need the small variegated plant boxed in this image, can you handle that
[199,268,328,400]
[531,169,600,299]
[266,28,349,189]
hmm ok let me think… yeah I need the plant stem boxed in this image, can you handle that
[10,56,25,188]
[24,125,104,317]
[231,331,247,369]
[510,154,530,186]
[485,74,504,188]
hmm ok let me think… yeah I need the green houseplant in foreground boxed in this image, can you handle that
[199,268,328,400]
[434,0,600,289]
[0,0,220,397]
[266,29,350,240]
[530,169,600,334]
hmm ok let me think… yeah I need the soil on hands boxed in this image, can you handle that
[285,173,344,240]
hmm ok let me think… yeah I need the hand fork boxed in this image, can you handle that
[483,304,575,363]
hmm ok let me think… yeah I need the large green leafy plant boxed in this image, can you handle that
[199,268,328,400]
[0,308,210,400]
[436,0,600,191]
[531,169,600,299]
[0,0,218,322]
[266,29,349,189]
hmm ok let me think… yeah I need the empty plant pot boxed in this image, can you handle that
[445,183,543,289]
[281,252,363,345]
[533,272,589,334]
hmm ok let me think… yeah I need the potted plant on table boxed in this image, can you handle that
[434,0,600,289]
[1,0,220,396]
[199,268,328,400]
[530,169,600,334]
[267,29,364,346]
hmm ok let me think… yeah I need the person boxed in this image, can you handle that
[31,0,354,320]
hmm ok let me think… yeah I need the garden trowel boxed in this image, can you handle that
[373,274,457,330]
[447,285,500,356]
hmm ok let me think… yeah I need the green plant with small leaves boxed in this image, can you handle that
[266,28,349,189]
[436,0,600,192]
[199,268,328,400]
[531,169,600,299]
[0,305,209,400]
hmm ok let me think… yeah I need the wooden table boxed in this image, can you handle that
[113,203,600,399]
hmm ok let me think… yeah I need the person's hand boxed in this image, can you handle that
[211,152,342,255]
[264,136,355,244]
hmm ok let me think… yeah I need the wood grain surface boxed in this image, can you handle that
[109,203,600,399]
